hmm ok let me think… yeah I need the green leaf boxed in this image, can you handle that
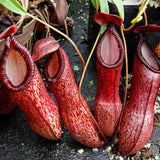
[112,0,124,20]
[99,0,109,33]
[154,2,159,8]
[91,0,100,11]
[89,80,93,86]
[149,1,155,7]
[73,65,79,71]
[0,0,27,15]
[99,0,109,14]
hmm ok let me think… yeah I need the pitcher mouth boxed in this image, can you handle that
[43,48,65,83]
[0,35,35,91]
[136,36,160,73]
[96,25,125,68]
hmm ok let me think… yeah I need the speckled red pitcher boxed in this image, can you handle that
[0,35,62,140]
[0,82,17,115]
[43,47,105,147]
[94,12,124,137]
[119,31,160,155]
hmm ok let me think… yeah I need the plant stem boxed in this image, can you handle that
[123,0,149,31]
[123,23,135,31]
[144,11,148,26]
[27,12,85,71]
[131,0,149,24]
[119,25,128,128]
[78,27,107,143]
[78,27,102,94]
[113,25,128,152]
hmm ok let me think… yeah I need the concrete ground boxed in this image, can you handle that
[0,0,160,159]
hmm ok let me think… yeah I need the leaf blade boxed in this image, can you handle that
[91,0,100,11]
[99,0,109,14]
[99,0,109,33]
[0,0,27,15]
[112,0,124,20]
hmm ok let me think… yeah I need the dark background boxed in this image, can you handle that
[0,0,160,159]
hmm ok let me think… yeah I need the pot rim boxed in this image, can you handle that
[108,0,143,6]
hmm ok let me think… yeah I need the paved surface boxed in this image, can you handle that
[0,0,160,160]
